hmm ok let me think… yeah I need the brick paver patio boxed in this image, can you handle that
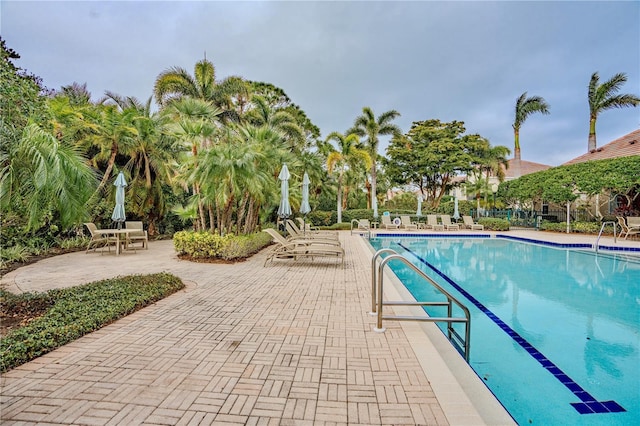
[1,233,472,425]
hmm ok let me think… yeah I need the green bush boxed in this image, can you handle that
[0,273,184,372]
[477,217,510,231]
[539,221,610,234]
[173,231,272,260]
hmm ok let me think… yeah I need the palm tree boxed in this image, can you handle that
[588,72,640,151]
[512,92,549,161]
[102,92,179,234]
[0,123,96,230]
[246,95,305,152]
[349,107,401,214]
[154,58,247,123]
[326,131,371,223]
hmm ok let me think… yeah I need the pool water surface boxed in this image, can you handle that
[369,236,640,425]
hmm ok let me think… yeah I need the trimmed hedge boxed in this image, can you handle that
[477,217,510,231]
[0,273,184,372]
[173,231,272,260]
[540,221,614,234]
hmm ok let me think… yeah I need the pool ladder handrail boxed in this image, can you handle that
[351,219,372,239]
[595,221,617,252]
[370,249,471,361]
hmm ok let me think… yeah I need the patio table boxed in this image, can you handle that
[95,228,135,255]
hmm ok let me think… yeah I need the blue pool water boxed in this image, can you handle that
[368,235,640,425]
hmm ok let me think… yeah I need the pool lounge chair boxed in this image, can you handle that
[263,228,344,266]
[617,216,640,240]
[381,215,400,229]
[440,215,460,230]
[462,215,484,231]
[286,220,340,242]
[84,222,116,254]
[295,217,330,234]
[425,214,444,231]
[400,215,417,231]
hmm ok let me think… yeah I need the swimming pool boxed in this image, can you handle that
[368,235,640,425]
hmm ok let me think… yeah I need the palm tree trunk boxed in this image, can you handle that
[513,129,521,161]
[97,143,118,192]
[588,115,597,151]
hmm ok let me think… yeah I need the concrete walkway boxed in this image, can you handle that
[1,230,636,425]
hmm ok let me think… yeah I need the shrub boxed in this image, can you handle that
[0,273,184,372]
[477,217,510,231]
[539,221,610,234]
[173,231,272,260]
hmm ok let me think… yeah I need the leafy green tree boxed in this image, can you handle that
[587,72,640,151]
[325,131,371,223]
[513,92,549,160]
[349,107,401,213]
[385,120,486,209]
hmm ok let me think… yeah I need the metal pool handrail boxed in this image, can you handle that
[370,249,471,361]
[596,221,617,252]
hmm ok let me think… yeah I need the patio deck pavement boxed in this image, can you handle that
[1,230,636,425]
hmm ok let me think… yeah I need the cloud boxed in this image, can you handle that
[3,0,639,166]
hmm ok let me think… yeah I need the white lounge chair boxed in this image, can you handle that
[263,228,344,266]
[286,220,340,243]
[381,215,400,229]
[440,215,460,230]
[462,215,484,231]
[425,214,444,231]
[401,216,417,231]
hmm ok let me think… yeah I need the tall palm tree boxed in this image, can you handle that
[102,92,179,234]
[154,58,247,123]
[588,72,640,151]
[349,107,401,214]
[512,92,549,161]
[326,131,371,223]
[246,95,305,152]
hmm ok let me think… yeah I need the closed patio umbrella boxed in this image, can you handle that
[278,164,292,234]
[453,196,460,221]
[416,195,423,217]
[111,171,127,229]
[300,172,311,234]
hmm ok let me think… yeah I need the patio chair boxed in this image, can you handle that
[462,215,484,230]
[286,220,340,243]
[84,222,116,254]
[617,216,640,240]
[263,228,344,266]
[125,221,149,249]
[400,216,417,231]
[381,215,400,229]
[440,215,460,230]
[425,214,444,231]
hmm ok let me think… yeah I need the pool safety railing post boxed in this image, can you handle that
[370,252,472,361]
[595,221,617,252]
[370,248,399,315]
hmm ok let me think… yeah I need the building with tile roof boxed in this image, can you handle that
[563,128,640,165]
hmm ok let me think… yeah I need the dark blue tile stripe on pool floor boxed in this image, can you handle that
[397,242,625,415]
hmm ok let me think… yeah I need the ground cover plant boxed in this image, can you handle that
[0,273,184,372]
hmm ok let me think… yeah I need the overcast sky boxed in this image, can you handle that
[3,1,639,166]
